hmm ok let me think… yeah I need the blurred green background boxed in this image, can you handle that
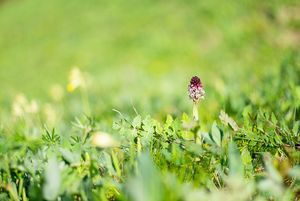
[0,0,299,115]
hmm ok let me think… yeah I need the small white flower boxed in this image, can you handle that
[12,94,39,116]
[92,132,118,148]
[27,100,39,114]
[50,84,64,101]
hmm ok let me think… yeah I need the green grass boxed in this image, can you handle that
[0,0,298,98]
[0,0,300,200]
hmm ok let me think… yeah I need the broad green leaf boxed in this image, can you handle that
[241,148,253,175]
[127,153,163,201]
[184,141,203,155]
[229,142,243,177]
[289,166,300,180]
[258,179,283,198]
[202,132,215,145]
[211,122,222,147]
[264,154,282,183]
[43,158,60,200]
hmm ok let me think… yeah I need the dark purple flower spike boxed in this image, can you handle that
[188,76,205,103]
[188,76,205,121]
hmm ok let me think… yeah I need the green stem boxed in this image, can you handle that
[193,102,200,143]
[111,150,121,178]
[193,102,199,122]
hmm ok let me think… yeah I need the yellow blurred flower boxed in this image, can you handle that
[67,67,84,92]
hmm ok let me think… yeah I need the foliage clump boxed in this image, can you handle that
[0,56,299,201]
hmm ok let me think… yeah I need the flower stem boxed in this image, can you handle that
[193,102,199,122]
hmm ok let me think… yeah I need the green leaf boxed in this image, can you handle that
[60,148,81,165]
[264,154,282,183]
[271,113,278,125]
[127,153,163,201]
[98,151,116,175]
[241,148,253,175]
[111,150,121,178]
[219,110,239,131]
[112,121,121,130]
[181,131,195,140]
[292,121,299,136]
[43,158,61,200]
[142,116,154,134]
[211,122,222,147]
[6,183,19,201]
[202,132,215,145]
[229,142,243,177]
[165,115,173,126]
[181,112,189,122]
[132,115,142,128]
[289,166,300,180]
[242,105,252,127]
[184,141,203,155]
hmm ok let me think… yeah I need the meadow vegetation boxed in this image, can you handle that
[0,0,299,200]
